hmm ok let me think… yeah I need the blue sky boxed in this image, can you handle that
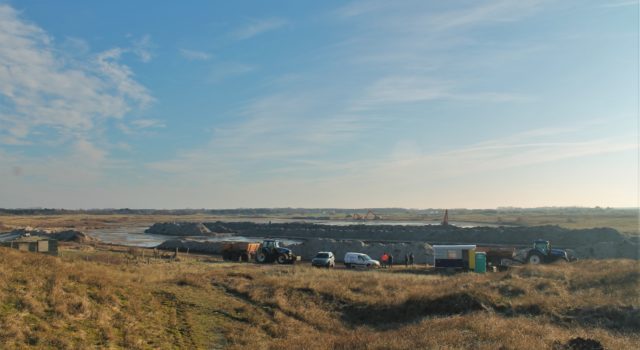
[0,0,637,208]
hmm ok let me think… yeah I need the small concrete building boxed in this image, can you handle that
[0,238,58,256]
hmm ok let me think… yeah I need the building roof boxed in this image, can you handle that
[432,245,477,250]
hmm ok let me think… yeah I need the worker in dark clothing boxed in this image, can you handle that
[409,252,414,266]
[388,254,394,268]
[404,253,409,267]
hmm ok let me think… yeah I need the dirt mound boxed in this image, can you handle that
[574,240,639,260]
[553,337,604,350]
[145,222,213,236]
[7,228,94,242]
[202,222,238,233]
[50,230,95,242]
[199,222,626,246]
[156,239,225,254]
[146,220,634,259]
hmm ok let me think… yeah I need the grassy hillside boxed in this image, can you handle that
[0,246,638,349]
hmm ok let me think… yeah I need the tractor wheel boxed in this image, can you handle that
[527,252,543,265]
[256,252,267,263]
[276,254,287,264]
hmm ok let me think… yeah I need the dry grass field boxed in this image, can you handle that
[0,245,638,349]
[1,208,638,235]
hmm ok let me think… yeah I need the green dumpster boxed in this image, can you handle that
[474,252,487,273]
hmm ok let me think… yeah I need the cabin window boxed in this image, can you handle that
[447,250,457,259]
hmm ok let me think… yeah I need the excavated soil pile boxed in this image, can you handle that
[156,239,225,254]
[149,221,638,259]
[201,222,625,246]
[6,228,94,242]
[50,230,95,242]
[145,222,215,236]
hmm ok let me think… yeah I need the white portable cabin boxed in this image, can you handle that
[432,245,476,269]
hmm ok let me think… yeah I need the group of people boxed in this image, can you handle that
[380,252,415,268]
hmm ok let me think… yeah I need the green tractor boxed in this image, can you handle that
[525,240,570,264]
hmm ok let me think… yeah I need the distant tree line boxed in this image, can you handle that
[0,207,632,216]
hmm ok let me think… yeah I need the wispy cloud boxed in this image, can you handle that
[350,76,530,110]
[145,89,366,179]
[598,0,638,8]
[427,0,547,31]
[131,119,165,129]
[179,48,212,61]
[129,34,154,62]
[336,0,390,18]
[0,4,153,147]
[207,62,254,83]
[232,18,288,40]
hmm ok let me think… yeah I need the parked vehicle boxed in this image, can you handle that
[525,240,570,264]
[479,246,516,271]
[480,240,575,269]
[221,242,260,262]
[344,252,380,269]
[311,251,335,268]
[255,239,299,264]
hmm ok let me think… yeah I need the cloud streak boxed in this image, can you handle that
[179,48,212,61]
[0,4,153,146]
[232,18,288,40]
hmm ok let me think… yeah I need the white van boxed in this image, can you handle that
[344,252,380,269]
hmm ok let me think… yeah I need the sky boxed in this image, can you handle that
[0,0,638,209]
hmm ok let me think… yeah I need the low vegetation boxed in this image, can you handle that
[0,246,638,349]
[1,207,637,235]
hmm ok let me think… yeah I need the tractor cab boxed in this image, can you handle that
[262,239,281,253]
[255,239,298,264]
[526,239,569,264]
[533,240,550,255]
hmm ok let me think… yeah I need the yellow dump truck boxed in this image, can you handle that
[221,242,260,262]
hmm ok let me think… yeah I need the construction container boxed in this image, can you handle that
[474,252,487,273]
[433,245,477,270]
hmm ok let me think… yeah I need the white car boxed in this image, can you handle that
[344,252,380,269]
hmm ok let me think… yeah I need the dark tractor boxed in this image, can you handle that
[255,239,298,264]
[526,240,569,264]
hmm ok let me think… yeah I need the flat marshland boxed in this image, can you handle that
[0,245,638,349]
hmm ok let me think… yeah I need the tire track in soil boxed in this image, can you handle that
[154,291,198,349]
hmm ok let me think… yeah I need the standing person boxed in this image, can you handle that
[409,252,414,266]
[381,252,389,268]
[405,253,409,267]
[388,253,394,268]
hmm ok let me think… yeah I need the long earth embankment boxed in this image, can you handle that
[148,221,639,260]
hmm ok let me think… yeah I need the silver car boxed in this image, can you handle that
[311,251,335,268]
